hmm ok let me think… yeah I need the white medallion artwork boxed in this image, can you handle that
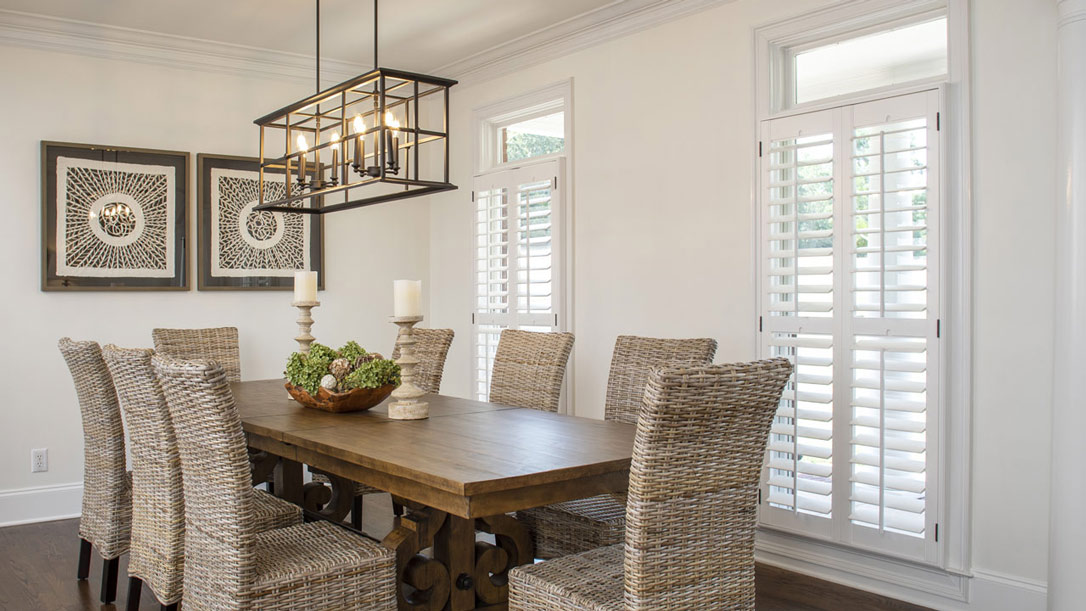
[210,168,310,277]
[55,156,175,277]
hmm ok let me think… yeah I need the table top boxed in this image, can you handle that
[234,379,636,518]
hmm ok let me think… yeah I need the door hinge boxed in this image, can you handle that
[936,112,941,131]
[935,523,939,542]
[937,319,941,338]
[758,141,763,157]
[759,316,763,332]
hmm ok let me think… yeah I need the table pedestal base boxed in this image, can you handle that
[382,504,535,611]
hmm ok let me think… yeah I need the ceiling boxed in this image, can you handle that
[0,0,620,72]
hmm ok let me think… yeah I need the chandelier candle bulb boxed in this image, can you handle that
[393,279,422,317]
[330,132,340,183]
[294,270,318,303]
[352,115,365,170]
[296,134,309,183]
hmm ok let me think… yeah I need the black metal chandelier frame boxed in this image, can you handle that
[254,0,457,215]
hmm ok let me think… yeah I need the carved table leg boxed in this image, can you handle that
[474,514,535,607]
[273,458,304,505]
[248,449,278,488]
[304,469,356,524]
[382,506,451,611]
[435,514,478,610]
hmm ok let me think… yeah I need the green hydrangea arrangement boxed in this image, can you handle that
[285,342,400,396]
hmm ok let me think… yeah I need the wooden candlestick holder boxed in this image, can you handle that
[292,300,320,354]
[388,315,428,420]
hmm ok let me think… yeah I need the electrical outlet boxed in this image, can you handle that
[31,448,48,473]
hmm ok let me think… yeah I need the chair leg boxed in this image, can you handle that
[76,538,91,580]
[351,495,363,530]
[126,577,142,611]
[162,604,178,611]
[100,557,119,604]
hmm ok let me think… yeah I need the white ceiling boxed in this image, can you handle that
[0,0,620,72]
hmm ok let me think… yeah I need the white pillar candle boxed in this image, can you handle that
[294,271,318,303]
[393,279,422,317]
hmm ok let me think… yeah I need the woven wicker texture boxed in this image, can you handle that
[509,358,793,611]
[152,327,242,383]
[390,327,455,394]
[489,329,574,412]
[104,346,301,605]
[153,354,395,610]
[518,335,719,558]
[58,337,131,561]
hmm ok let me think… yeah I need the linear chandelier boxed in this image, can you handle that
[254,0,457,215]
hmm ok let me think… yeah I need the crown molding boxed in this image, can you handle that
[0,1,735,88]
[0,8,366,84]
[417,0,735,85]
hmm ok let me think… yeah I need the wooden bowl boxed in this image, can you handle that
[285,382,396,413]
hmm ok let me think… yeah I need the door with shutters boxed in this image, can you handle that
[758,89,941,563]
[472,159,565,403]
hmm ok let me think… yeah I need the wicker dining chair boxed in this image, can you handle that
[58,338,131,605]
[153,354,396,610]
[310,328,456,529]
[489,329,575,412]
[151,327,242,382]
[517,335,718,559]
[103,346,303,611]
[508,358,793,611]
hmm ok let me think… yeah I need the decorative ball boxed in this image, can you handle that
[329,357,352,380]
[320,374,338,391]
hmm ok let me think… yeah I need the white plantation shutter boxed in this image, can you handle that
[472,159,564,402]
[758,89,941,563]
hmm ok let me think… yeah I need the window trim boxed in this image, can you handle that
[751,0,974,593]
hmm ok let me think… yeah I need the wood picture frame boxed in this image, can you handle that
[196,153,324,291]
[41,141,189,291]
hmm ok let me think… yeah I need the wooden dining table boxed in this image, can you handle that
[234,379,636,611]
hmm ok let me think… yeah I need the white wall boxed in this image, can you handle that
[428,0,1056,607]
[0,43,430,517]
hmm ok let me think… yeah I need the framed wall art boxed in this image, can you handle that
[41,141,189,291]
[197,154,324,290]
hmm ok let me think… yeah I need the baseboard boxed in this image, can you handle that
[0,482,82,527]
[756,529,1047,610]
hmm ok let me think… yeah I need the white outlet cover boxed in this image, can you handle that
[31,448,48,473]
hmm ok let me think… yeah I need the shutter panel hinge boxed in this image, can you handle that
[758,141,763,157]
[471,191,475,202]
[936,112,941,131]
[758,488,762,504]
[935,523,939,542]
[553,176,557,189]
[554,313,559,327]
[471,313,476,325]
[937,319,941,338]
[759,316,763,332]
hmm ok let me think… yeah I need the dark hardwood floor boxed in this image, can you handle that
[0,493,929,610]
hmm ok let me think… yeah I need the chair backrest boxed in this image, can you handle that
[390,328,455,394]
[152,354,256,606]
[604,335,718,425]
[488,329,575,412]
[58,337,131,560]
[623,358,792,611]
[103,345,184,605]
[152,327,242,383]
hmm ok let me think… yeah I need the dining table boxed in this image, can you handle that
[233,379,637,611]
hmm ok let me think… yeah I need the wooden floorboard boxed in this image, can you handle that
[0,493,930,610]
